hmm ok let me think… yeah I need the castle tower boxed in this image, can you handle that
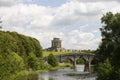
[51,38,61,49]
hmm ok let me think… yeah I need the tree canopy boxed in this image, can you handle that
[48,53,58,67]
[0,31,42,57]
[97,12,120,80]
[0,31,43,80]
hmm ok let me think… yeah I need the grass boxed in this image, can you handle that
[43,51,70,57]
[42,51,90,57]
[59,63,72,67]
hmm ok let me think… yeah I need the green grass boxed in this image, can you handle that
[42,50,94,57]
[43,51,70,57]
[59,63,72,67]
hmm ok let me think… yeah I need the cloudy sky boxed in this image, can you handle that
[0,0,120,50]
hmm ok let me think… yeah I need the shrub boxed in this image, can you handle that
[48,54,58,67]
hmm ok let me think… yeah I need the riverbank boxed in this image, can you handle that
[24,63,72,75]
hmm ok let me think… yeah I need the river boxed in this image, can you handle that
[38,65,97,80]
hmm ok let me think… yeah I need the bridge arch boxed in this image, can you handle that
[76,57,85,64]
[56,53,95,72]
[64,57,74,64]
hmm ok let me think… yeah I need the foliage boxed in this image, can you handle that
[76,58,84,64]
[38,59,51,70]
[59,63,72,67]
[48,53,58,67]
[97,59,112,80]
[0,31,43,80]
[96,12,120,80]
[0,51,24,80]
[81,50,96,53]
[27,52,40,70]
[64,58,72,63]
[0,31,42,57]
[24,70,39,80]
[43,51,69,57]
[43,50,95,57]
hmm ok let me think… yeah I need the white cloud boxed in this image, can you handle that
[0,0,23,6]
[93,30,100,33]
[0,0,120,50]
[64,28,98,49]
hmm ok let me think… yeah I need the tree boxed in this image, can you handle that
[48,54,58,67]
[97,59,112,80]
[27,52,39,70]
[0,51,24,80]
[0,31,43,79]
[0,31,43,58]
[96,12,120,80]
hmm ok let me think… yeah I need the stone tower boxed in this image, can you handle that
[44,37,65,52]
[51,38,61,49]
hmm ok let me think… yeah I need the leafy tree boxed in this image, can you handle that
[0,51,24,80]
[0,31,42,58]
[27,52,39,70]
[96,12,120,80]
[97,59,112,80]
[48,54,58,67]
[0,30,43,79]
[39,59,51,70]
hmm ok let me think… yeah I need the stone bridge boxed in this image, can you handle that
[56,53,95,72]
[44,53,95,72]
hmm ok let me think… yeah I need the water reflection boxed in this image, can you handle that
[39,65,96,80]
[21,65,96,80]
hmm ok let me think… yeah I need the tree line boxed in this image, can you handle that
[0,31,44,80]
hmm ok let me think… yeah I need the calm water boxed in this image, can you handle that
[38,65,97,80]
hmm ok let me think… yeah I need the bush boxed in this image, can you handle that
[97,59,113,80]
[27,52,39,70]
[0,51,24,80]
[48,54,58,67]
[76,58,84,64]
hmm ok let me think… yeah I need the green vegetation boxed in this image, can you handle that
[96,12,120,80]
[76,58,84,64]
[81,50,96,53]
[0,31,73,80]
[27,52,40,70]
[0,28,97,80]
[59,63,72,67]
[48,53,59,67]
[97,59,113,80]
[0,31,43,80]
[43,51,69,57]
[0,51,24,80]
[43,50,95,57]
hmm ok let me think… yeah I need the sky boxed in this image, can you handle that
[0,0,120,50]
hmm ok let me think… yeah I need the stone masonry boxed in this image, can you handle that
[45,38,65,52]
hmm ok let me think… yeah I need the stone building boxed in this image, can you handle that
[44,37,81,52]
[45,38,65,52]
[51,38,61,49]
